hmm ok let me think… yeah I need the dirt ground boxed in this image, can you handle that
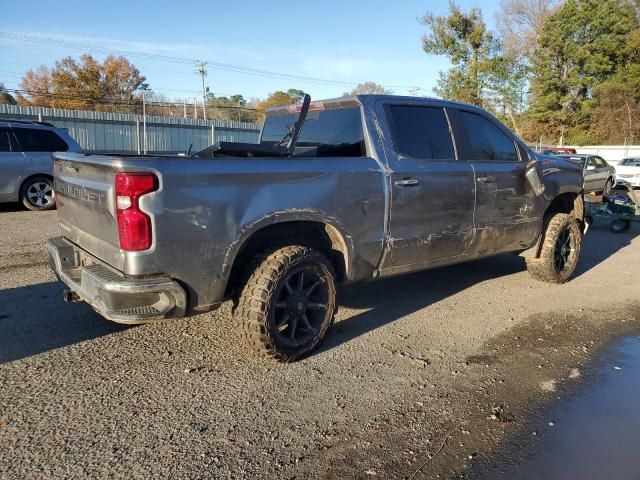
[1,205,639,479]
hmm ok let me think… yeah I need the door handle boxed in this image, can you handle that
[477,175,496,184]
[395,178,420,187]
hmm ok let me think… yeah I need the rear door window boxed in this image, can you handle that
[385,105,455,160]
[459,111,518,162]
[13,128,69,152]
[594,157,607,168]
[0,128,11,152]
[261,106,365,157]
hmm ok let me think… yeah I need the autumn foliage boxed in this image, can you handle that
[18,55,147,111]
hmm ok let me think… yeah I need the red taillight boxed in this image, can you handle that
[115,172,158,251]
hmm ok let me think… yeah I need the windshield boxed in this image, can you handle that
[621,158,640,167]
[261,106,365,157]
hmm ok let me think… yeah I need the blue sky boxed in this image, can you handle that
[0,0,499,102]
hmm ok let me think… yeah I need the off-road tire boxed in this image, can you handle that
[527,213,582,284]
[21,175,56,211]
[235,245,336,362]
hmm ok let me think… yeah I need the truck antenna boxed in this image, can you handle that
[284,94,311,154]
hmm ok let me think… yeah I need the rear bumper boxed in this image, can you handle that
[47,236,187,324]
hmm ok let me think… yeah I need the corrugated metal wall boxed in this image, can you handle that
[0,104,261,153]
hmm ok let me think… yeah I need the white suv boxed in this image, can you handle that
[0,121,83,210]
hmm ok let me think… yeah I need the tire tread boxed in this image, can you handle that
[527,213,581,284]
[235,245,336,362]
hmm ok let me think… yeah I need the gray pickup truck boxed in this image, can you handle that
[48,94,585,361]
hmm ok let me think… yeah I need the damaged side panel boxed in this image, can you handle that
[126,155,387,309]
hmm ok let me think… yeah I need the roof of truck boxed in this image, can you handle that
[265,94,488,115]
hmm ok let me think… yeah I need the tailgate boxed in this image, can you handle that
[53,153,124,270]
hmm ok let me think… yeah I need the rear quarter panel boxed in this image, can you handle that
[118,156,386,309]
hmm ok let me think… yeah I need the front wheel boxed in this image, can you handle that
[21,176,55,211]
[235,245,336,362]
[527,213,582,284]
[602,178,613,198]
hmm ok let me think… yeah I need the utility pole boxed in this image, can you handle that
[183,98,187,119]
[408,87,421,97]
[193,97,198,119]
[196,61,208,120]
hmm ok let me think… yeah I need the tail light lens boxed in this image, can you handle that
[115,172,158,251]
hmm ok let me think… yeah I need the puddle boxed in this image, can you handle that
[483,335,640,479]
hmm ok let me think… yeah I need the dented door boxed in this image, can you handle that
[453,109,539,254]
[374,100,476,268]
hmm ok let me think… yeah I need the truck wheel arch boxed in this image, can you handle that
[520,192,584,260]
[544,192,584,222]
[224,219,352,300]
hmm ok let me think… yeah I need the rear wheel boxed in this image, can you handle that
[235,245,336,362]
[21,176,55,211]
[527,213,582,284]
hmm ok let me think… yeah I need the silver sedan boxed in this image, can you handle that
[559,155,616,196]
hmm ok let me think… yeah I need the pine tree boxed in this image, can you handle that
[529,0,639,143]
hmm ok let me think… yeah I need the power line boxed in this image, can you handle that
[0,31,420,90]
[4,88,258,111]
[0,74,236,97]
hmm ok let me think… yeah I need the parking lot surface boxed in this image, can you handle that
[1,206,639,479]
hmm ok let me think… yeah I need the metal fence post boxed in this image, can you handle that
[136,119,141,154]
[143,93,147,155]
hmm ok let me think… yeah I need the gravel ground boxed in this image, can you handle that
[1,206,639,479]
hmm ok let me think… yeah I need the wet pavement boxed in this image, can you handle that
[485,335,640,480]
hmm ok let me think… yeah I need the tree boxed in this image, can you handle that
[495,0,561,60]
[207,94,258,123]
[0,83,16,105]
[589,28,640,143]
[285,89,306,102]
[254,90,306,121]
[347,82,393,95]
[142,91,179,117]
[485,56,529,133]
[590,73,640,143]
[420,1,498,105]
[18,54,147,112]
[529,0,639,143]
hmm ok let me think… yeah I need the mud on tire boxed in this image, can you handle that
[527,213,582,284]
[235,245,336,362]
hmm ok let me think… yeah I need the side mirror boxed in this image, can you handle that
[586,165,596,171]
[525,160,545,196]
